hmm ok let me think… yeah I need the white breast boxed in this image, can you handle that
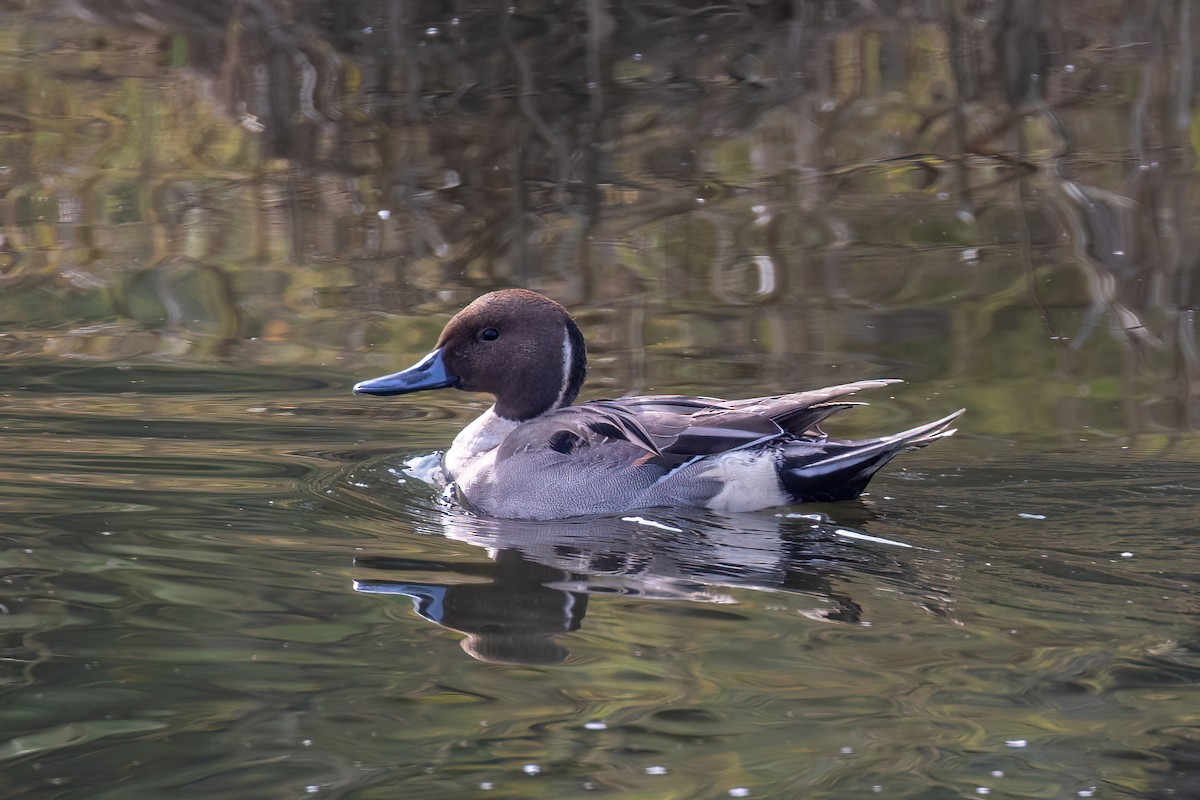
[444,407,519,479]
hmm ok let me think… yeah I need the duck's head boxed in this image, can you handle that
[353,289,587,421]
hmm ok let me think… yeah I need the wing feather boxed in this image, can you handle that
[496,380,902,470]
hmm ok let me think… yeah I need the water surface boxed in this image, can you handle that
[1,3,1198,799]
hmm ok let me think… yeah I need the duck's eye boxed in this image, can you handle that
[480,327,500,341]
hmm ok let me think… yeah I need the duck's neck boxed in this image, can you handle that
[493,322,587,421]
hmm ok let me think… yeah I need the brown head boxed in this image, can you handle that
[353,289,587,421]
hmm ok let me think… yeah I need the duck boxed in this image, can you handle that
[353,289,962,520]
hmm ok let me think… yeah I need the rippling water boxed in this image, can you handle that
[3,363,1197,799]
[2,2,1199,799]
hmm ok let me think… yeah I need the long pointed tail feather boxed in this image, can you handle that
[781,409,963,503]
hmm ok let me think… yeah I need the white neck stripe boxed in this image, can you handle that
[553,328,574,409]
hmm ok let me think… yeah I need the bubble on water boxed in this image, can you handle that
[729,789,751,798]
[1005,739,1027,748]
[1018,513,1047,520]
[584,720,607,730]
[522,764,541,776]
[645,766,668,775]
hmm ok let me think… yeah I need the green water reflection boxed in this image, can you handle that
[0,2,1198,799]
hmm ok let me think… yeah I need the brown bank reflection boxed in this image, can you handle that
[0,2,1194,442]
[353,511,952,664]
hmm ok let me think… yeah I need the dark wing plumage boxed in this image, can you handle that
[495,379,901,470]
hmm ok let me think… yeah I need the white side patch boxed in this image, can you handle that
[553,328,574,408]
[701,451,790,512]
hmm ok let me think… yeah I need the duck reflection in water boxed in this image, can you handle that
[354,509,952,664]
[356,547,587,664]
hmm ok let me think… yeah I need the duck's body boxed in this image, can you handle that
[354,289,961,520]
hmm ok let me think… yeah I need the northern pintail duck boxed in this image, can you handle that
[354,289,962,520]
